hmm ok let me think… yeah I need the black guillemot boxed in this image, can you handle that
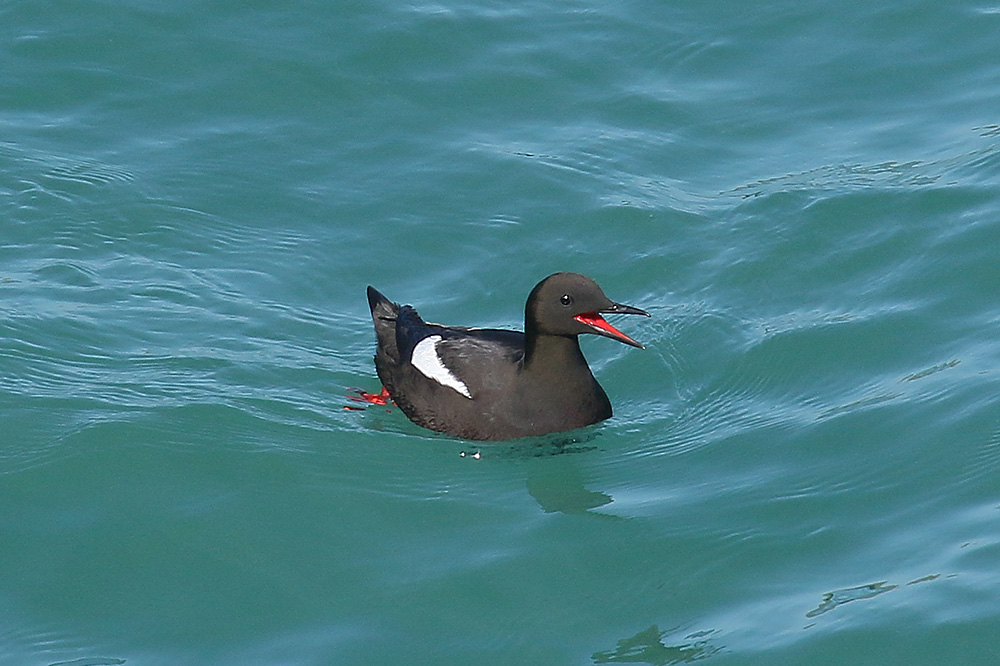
[356,272,649,441]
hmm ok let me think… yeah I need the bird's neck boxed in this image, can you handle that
[524,332,588,376]
[520,331,611,427]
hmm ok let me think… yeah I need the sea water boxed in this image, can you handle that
[3,1,1000,664]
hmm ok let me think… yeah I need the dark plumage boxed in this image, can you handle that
[364,272,649,441]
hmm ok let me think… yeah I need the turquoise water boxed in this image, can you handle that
[3,1,1000,664]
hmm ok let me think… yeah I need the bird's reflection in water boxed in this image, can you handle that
[458,428,619,515]
[525,462,613,514]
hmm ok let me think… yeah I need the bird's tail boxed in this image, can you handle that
[366,286,400,364]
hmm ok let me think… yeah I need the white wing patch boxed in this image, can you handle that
[411,335,473,399]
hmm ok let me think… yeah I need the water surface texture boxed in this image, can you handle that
[3,1,1000,664]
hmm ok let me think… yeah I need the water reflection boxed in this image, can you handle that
[515,437,617,515]
[525,463,613,514]
[807,581,897,618]
[807,581,898,618]
[456,427,615,514]
[807,575,939,619]
[592,625,719,665]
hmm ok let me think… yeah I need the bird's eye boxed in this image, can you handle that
[560,294,573,306]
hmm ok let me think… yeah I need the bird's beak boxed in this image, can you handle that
[573,302,650,349]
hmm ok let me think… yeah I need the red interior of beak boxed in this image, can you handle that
[573,312,642,347]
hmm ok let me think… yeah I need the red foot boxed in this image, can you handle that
[347,386,393,406]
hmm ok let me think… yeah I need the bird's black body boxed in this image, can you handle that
[365,272,648,441]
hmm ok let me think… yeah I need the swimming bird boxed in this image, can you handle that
[359,272,649,441]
